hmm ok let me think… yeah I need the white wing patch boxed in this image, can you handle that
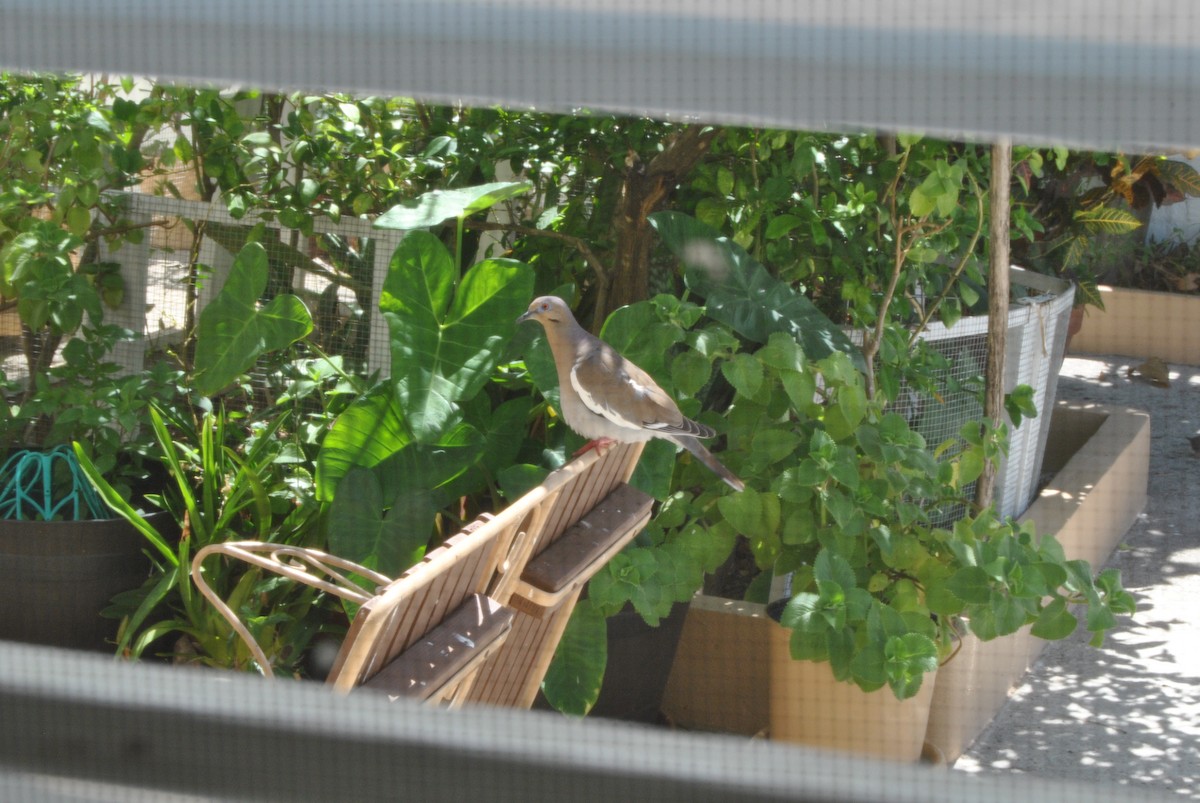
[570,362,646,432]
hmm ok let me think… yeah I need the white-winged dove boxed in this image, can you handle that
[518,295,745,492]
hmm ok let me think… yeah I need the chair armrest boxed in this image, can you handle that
[511,483,653,613]
[190,541,393,678]
[358,593,515,702]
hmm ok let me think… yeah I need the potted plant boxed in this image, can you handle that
[0,73,183,650]
[0,322,183,650]
[651,324,1134,759]
[1011,150,1200,343]
[556,211,1135,760]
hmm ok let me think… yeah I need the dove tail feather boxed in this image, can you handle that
[673,436,745,492]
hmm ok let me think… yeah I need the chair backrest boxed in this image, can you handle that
[325,514,517,693]
[467,441,649,708]
[192,441,648,705]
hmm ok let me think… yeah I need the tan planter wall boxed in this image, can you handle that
[1069,285,1200,365]
[664,402,1150,764]
[661,596,773,736]
[924,402,1150,763]
[768,627,936,762]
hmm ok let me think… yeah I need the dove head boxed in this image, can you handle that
[517,296,580,332]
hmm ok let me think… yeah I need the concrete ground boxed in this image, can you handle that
[955,355,1200,798]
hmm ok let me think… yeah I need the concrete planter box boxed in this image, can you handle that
[768,629,937,762]
[1069,285,1200,365]
[661,595,935,761]
[662,402,1149,763]
[923,402,1150,763]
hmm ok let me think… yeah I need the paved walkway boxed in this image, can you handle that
[956,355,1200,799]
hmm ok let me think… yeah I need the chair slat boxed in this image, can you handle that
[360,594,514,702]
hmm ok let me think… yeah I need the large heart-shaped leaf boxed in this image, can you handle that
[371,422,484,505]
[193,243,313,396]
[329,467,434,576]
[373,181,532,230]
[649,211,863,370]
[380,231,533,442]
[314,382,413,502]
[598,300,685,384]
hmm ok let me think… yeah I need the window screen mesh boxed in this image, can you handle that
[0,3,1197,801]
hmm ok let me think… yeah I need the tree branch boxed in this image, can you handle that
[464,219,613,323]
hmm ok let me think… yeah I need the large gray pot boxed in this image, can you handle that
[0,511,174,651]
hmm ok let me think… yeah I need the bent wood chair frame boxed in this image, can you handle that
[191,441,650,709]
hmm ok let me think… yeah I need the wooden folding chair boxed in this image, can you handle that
[191,441,653,709]
[467,441,653,709]
[192,512,519,706]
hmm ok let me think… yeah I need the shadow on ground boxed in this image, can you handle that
[957,357,1200,799]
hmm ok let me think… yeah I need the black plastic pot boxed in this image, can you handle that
[0,511,173,651]
[586,600,690,724]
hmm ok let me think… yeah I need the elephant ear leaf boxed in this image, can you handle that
[329,467,434,576]
[380,231,533,443]
[193,243,313,396]
[373,181,532,230]
[649,211,863,371]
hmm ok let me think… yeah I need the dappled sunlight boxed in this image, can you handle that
[955,354,1200,796]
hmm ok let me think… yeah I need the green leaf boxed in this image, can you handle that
[717,488,781,540]
[192,243,313,396]
[764,214,802,240]
[1004,384,1039,428]
[1073,206,1143,235]
[956,449,986,488]
[849,642,888,691]
[73,443,177,566]
[328,468,432,576]
[779,460,827,498]
[497,464,549,501]
[66,205,92,237]
[780,592,823,631]
[1030,598,1077,640]
[1156,158,1200,197]
[670,350,712,397]
[541,598,608,716]
[649,212,863,370]
[884,632,938,699]
[600,301,684,381]
[381,232,533,442]
[671,520,737,576]
[946,565,993,604]
[814,549,857,592]
[474,396,535,475]
[992,593,1029,636]
[750,428,801,464]
[789,624,828,661]
[826,627,857,681]
[836,384,868,432]
[721,353,764,399]
[756,332,806,372]
[374,181,532,229]
[315,383,411,502]
[909,186,936,217]
[371,423,485,504]
[780,370,817,413]
[629,439,678,501]
[1085,599,1117,633]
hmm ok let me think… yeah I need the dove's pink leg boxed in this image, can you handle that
[572,437,617,457]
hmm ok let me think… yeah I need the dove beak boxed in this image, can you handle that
[516,310,533,325]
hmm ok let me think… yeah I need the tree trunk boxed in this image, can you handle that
[975,139,1012,510]
[599,125,717,329]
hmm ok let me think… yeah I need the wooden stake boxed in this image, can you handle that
[975,140,1012,510]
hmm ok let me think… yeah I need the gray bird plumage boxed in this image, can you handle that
[518,295,745,492]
